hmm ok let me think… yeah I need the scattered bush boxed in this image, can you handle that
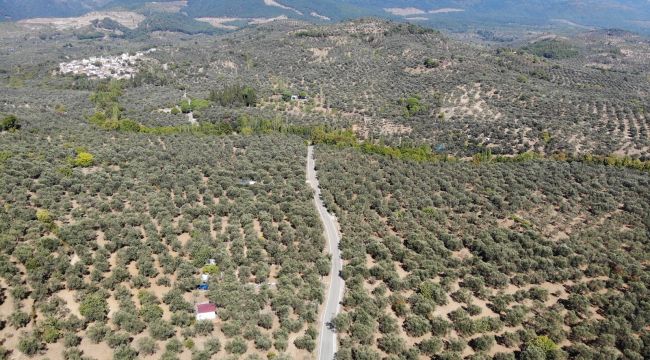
[0,115,19,131]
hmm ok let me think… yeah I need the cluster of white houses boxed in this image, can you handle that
[58,49,156,79]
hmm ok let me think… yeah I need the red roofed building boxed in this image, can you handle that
[195,302,217,321]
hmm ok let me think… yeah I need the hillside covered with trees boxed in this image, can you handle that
[0,13,648,360]
[316,145,650,359]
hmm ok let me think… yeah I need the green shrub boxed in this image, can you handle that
[179,99,210,113]
[204,338,221,354]
[87,323,109,343]
[41,324,61,343]
[79,293,108,321]
[419,337,443,355]
[195,321,214,335]
[18,333,43,356]
[73,151,95,168]
[209,85,257,107]
[470,335,495,352]
[165,338,183,353]
[255,335,272,351]
[526,335,558,356]
[400,96,425,116]
[63,332,81,348]
[225,337,247,354]
[274,336,288,351]
[113,345,138,360]
[140,304,164,323]
[0,115,19,131]
[522,39,579,59]
[106,331,131,349]
[403,315,431,337]
[424,58,440,68]
[332,313,351,332]
[183,338,195,350]
[9,311,31,328]
[520,345,547,360]
[137,337,158,355]
[377,335,405,354]
[202,264,219,274]
[149,320,175,340]
[293,335,316,352]
[448,338,467,352]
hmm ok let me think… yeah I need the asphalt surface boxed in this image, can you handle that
[307,146,344,360]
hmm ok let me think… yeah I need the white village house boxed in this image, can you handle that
[195,302,217,321]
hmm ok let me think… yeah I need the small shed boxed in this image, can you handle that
[195,302,217,321]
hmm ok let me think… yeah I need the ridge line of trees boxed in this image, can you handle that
[85,83,650,172]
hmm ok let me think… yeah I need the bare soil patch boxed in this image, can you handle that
[19,11,145,30]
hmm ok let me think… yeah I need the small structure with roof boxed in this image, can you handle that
[195,302,217,321]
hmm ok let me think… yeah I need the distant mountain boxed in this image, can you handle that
[1,0,649,34]
[0,0,164,19]
[183,0,650,34]
[182,0,380,21]
[0,0,101,19]
[394,0,650,32]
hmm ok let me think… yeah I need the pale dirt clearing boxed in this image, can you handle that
[19,11,145,30]
[196,17,242,30]
[249,16,289,25]
[309,47,331,63]
[440,84,502,121]
[383,7,426,16]
[143,0,187,13]
[264,0,303,15]
[311,12,331,21]
[429,8,465,14]
[352,116,412,139]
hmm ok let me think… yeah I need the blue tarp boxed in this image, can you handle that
[197,283,209,290]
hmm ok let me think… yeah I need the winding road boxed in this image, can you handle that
[306,145,344,360]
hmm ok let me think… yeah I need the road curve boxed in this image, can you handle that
[307,145,344,360]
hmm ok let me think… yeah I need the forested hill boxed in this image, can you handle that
[1,0,650,34]
[184,0,650,30]
[0,0,169,19]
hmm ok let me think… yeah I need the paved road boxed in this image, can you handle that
[306,146,344,360]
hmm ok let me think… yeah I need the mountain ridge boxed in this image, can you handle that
[1,0,649,35]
